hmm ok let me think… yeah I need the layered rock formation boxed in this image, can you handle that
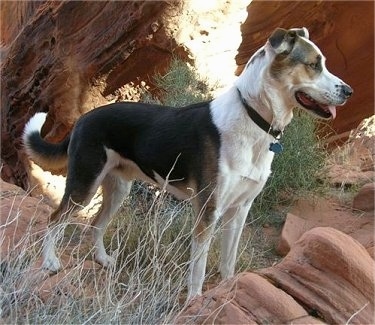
[278,197,374,258]
[177,227,375,324]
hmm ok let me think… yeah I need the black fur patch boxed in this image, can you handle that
[69,101,221,190]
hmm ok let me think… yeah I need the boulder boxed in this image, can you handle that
[177,227,375,324]
[277,197,374,256]
[176,272,314,324]
[261,227,375,325]
[353,182,375,212]
[0,179,50,256]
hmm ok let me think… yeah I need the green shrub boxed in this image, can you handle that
[250,111,328,225]
[143,58,212,106]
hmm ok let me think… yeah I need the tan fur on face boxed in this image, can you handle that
[270,36,322,81]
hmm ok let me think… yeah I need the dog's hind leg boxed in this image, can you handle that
[42,148,108,272]
[219,202,252,279]
[42,190,97,271]
[91,173,132,267]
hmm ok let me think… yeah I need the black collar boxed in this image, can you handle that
[237,88,282,139]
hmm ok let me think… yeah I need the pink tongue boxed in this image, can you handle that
[328,105,337,119]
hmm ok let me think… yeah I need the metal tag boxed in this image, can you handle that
[269,142,283,154]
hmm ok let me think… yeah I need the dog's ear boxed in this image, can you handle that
[269,27,309,54]
[289,27,309,39]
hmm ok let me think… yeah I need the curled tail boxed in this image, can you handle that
[23,113,70,171]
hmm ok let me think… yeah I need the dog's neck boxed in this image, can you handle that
[236,88,282,139]
[234,45,294,132]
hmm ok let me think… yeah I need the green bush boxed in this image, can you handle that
[251,111,328,225]
[143,58,212,106]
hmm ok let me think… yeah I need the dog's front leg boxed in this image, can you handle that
[187,205,218,300]
[219,203,252,279]
[42,225,63,271]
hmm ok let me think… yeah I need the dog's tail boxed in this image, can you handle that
[23,112,70,171]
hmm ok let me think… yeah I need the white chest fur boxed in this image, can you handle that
[210,88,275,213]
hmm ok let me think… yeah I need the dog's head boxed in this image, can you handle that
[266,27,352,120]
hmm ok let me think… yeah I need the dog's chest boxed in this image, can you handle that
[215,141,274,210]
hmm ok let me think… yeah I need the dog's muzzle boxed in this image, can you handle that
[295,83,353,120]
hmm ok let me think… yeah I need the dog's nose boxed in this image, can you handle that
[341,84,353,98]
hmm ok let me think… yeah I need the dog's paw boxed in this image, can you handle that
[94,253,115,268]
[42,255,61,273]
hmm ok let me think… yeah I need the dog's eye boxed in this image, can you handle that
[309,62,318,70]
[308,61,321,71]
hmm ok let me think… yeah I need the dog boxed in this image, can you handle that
[23,27,352,300]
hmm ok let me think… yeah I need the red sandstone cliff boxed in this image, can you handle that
[0,1,186,187]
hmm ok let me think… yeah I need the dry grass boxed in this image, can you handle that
[0,180,275,324]
[1,186,187,323]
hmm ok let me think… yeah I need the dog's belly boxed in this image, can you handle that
[106,148,194,200]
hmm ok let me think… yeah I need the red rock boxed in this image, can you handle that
[353,182,375,212]
[0,179,50,257]
[277,197,374,256]
[178,227,374,324]
[278,213,314,256]
[367,246,375,259]
[291,316,326,324]
[176,272,309,324]
[0,1,187,188]
[262,227,375,325]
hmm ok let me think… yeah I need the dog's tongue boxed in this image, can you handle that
[328,105,337,119]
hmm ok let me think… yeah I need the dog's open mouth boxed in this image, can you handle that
[295,91,336,119]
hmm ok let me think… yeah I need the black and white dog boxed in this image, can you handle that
[23,27,352,299]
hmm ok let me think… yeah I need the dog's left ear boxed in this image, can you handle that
[269,27,309,54]
[289,27,309,39]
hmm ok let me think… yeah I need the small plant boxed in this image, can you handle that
[143,58,213,106]
[250,111,328,226]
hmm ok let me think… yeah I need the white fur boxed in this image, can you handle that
[23,112,47,136]
[22,112,47,149]
[186,64,277,298]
